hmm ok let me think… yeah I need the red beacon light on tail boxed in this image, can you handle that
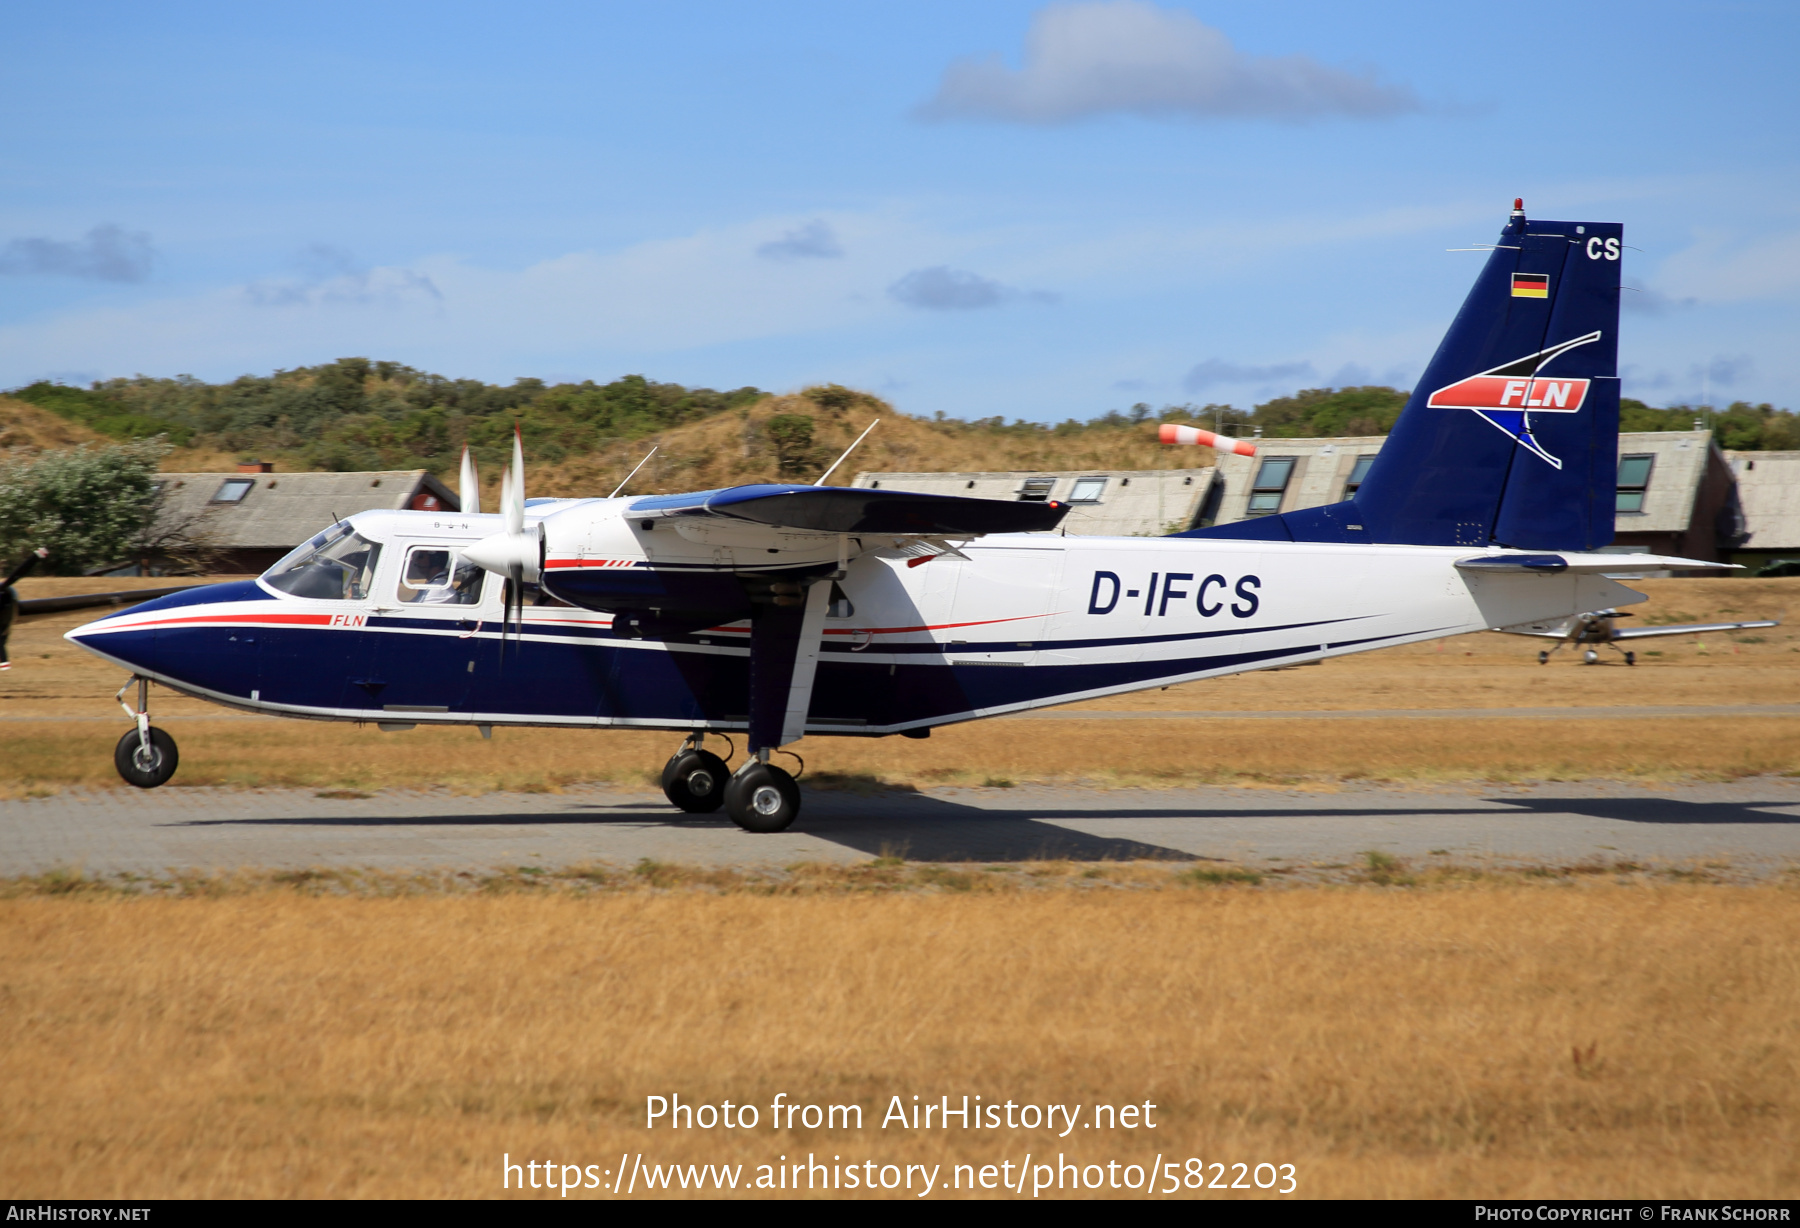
[1158,423,1257,456]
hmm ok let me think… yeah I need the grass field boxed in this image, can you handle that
[4,579,1798,1200]
[4,577,1797,795]
[1,876,1795,1199]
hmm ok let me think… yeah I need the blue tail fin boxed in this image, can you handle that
[1182,201,1621,550]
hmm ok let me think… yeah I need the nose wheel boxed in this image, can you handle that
[112,676,179,788]
[115,727,179,788]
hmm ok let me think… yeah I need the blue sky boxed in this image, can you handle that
[2,1,1796,421]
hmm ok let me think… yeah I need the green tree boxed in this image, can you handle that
[0,439,168,575]
[763,414,819,479]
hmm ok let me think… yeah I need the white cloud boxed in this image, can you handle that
[887,265,1058,310]
[0,224,154,282]
[757,219,844,261]
[1658,228,1800,303]
[245,244,443,309]
[1182,357,1313,392]
[917,1,1419,124]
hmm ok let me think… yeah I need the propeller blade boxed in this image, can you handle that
[506,425,526,536]
[459,446,481,516]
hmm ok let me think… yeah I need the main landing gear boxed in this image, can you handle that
[661,734,729,813]
[113,676,179,788]
[660,734,802,833]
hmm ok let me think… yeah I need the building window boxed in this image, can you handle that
[211,478,254,503]
[1018,477,1055,502]
[1617,454,1654,513]
[1068,477,1107,503]
[1343,454,1377,498]
[1246,457,1295,515]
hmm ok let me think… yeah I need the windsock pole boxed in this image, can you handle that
[1158,423,1257,456]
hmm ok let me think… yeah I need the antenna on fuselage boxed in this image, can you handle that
[608,446,659,498]
[814,420,880,487]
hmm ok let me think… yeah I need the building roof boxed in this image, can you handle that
[153,470,457,549]
[850,468,1217,536]
[1727,450,1800,551]
[1614,431,1714,535]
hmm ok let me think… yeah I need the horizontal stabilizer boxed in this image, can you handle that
[631,484,1069,536]
[1457,552,1733,574]
[1613,619,1778,640]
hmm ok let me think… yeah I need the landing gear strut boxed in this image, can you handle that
[113,676,179,788]
[661,733,729,813]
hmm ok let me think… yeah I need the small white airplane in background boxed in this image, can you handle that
[1495,609,1779,665]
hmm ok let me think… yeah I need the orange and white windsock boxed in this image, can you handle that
[1158,423,1257,456]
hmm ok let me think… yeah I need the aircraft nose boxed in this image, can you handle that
[65,617,160,674]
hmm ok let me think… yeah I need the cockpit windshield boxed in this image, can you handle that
[262,524,383,600]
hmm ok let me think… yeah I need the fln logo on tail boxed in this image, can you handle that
[1425,330,1601,469]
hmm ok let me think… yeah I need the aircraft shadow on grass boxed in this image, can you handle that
[153,789,1800,863]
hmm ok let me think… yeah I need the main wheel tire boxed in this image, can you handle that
[723,761,801,833]
[661,749,728,813]
[114,727,178,788]
[1537,651,1549,665]
[1625,651,1636,666]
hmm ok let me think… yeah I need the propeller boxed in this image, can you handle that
[463,425,541,650]
[459,445,481,515]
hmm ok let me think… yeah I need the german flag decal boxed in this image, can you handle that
[1511,272,1550,299]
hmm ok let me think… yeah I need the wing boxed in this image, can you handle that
[1491,620,1577,639]
[630,483,1070,536]
[1611,620,1779,640]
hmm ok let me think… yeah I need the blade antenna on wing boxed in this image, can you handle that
[608,446,658,499]
[814,420,880,486]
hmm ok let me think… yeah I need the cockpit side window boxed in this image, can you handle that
[397,546,485,605]
[262,526,384,600]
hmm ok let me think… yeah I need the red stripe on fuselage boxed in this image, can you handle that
[104,610,339,631]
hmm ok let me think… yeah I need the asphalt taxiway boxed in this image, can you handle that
[3,779,1798,877]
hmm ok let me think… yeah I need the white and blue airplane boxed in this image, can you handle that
[68,200,1721,832]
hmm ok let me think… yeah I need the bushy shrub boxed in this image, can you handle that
[0,439,166,575]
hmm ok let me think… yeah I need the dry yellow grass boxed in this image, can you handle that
[0,396,109,452]
[1,882,1795,1198]
[155,394,1198,495]
[4,577,1798,794]
[487,393,1199,500]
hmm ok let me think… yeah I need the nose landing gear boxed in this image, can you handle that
[113,676,179,788]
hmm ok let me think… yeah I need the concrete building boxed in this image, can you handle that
[131,464,459,574]
[852,467,1220,536]
[1724,450,1800,571]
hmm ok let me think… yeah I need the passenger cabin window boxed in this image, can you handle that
[1343,454,1377,498]
[1067,476,1107,503]
[1617,454,1654,513]
[211,477,254,503]
[397,546,485,605]
[1017,477,1056,502]
[1246,457,1295,516]
[262,526,383,600]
